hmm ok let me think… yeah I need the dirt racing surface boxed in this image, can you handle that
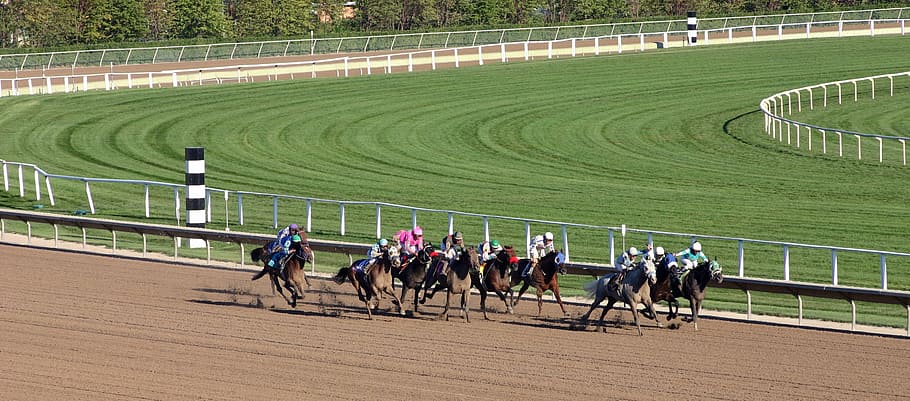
[0,244,907,401]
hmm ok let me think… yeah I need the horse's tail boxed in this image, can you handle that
[583,278,602,299]
[251,268,269,281]
[333,267,351,285]
[251,247,264,262]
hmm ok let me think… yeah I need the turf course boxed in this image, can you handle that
[1,35,909,327]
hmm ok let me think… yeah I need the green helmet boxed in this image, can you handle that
[291,234,302,242]
[490,239,500,247]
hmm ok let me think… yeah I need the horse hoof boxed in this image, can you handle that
[419,299,427,305]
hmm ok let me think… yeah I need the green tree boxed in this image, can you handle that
[276,0,314,36]
[233,0,275,37]
[12,0,77,47]
[171,0,228,38]
[144,0,172,40]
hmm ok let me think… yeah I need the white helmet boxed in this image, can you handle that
[628,246,639,256]
[655,246,665,256]
[691,241,702,252]
[533,235,544,244]
[544,232,554,241]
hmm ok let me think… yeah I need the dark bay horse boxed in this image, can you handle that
[649,259,723,331]
[392,242,436,314]
[250,241,313,308]
[510,250,569,316]
[472,246,519,319]
[439,247,479,322]
[333,246,404,319]
[579,258,661,335]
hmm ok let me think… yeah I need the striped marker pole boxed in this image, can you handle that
[185,147,206,248]
[687,11,698,46]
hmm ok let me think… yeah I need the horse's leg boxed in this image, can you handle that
[462,291,470,323]
[535,287,545,316]
[399,286,410,314]
[441,289,451,321]
[630,301,644,336]
[505,288,515,314]
[551,284,567,316]
[493,287,513,315]
[579,293,604,322]
[478,284,489,320]
[691,296,701,331]
[271,273,293,307]
[643,298,662,328]
[512,282,531,307]
[284,280,298,308]
[384,285,405,316]
[598,300,617,333]
[668,298,679,321]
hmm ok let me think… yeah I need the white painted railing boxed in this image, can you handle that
[3,158,909,292]
[3,15,908,98]
[1,208,908,335]
[1,7,906,72]
[760,71,910,164]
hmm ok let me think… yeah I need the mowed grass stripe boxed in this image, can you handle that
[1,36,909,299]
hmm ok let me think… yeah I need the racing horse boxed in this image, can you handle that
[391,242,436,314]
[250,240,313,308]
[510,250,569,316]
[333,246,404,319]
[472,245,520,319]
[439,247,480,322]
[648,259,723,331]
[579,257,662,335]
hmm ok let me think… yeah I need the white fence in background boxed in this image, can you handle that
[0,7,906,72]
[1,208,908,335]
[760,71,910,164]
[1,15,909,97]
[2,159,910,292]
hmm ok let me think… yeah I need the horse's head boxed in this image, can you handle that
[292,241,314,264]
[640,257,658,285]
[494,246,520,272]
[463,247,480,270]
[385,246,401,269]
[415,242,435,265]
[708,259,723,283]
[540,250,567,275]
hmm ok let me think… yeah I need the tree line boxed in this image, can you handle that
[0,0,903,49]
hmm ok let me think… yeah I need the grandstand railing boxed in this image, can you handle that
[760,71,910,165]
[0,7,907,72]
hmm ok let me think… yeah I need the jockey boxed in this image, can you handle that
[609,246,640,290]
[271,223,300,253]
[522,232,555,278]
[443,231,465,264]
[268,233,301,275]
[674,241,708,291]
[478,239,503,264]
[364,238,390,276]
[398,226,424,257]
[653,246,677,271]
[640,242,655,261]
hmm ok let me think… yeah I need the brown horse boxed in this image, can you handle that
[333,246,404,319]
[510,250,569,315]
[648,259,723,331]
[579,257,662,335]
[391,242,436,315]
[439,247,479,322]
[250,240,313,308]
[472,245,519,319]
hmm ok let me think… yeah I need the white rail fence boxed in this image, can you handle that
[0,7,907,72]
[760,71,910,164]
[1,15,909,97]
[1,208,908,335]
[2,159,909,292]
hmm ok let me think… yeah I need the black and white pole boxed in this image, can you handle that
[185,147,206,248]
[687,11,698,46]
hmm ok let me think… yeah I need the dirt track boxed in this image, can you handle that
[1,244,907,400]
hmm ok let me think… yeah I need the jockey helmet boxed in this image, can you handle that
[453,231,463,240]
[533,235,544,245]
[544,232,554,241]
[378,238,388,246]
[412,226,423,236]
[691,241,702,252]
[655,246,665,256]
[490,239,500,248]
[291,234,302,242]
[289,223,299,230]
[628,246,639,256]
